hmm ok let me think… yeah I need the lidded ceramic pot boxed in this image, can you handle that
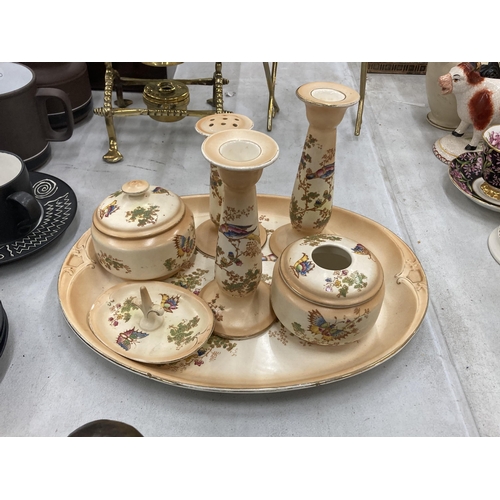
[91,180,196,280]
[271,234,385,346]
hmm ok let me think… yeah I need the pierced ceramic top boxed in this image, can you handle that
[279,234,384,308]
[92,180,185,238]
[201,129,279,170]
[195,113,254,137]
[296,81,360,108]
[88,281,214,364]
[484,125,500,152]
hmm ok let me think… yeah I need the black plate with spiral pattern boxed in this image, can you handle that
[0,172,77,264]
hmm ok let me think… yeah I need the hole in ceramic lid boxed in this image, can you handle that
[312,245,352,270]
[219,140,262,162]
[311,88,346,102]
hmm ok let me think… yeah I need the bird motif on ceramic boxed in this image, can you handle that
[99,199,119,219]
[291,252,315,278]
[174,235,195,258]
[159,293,181,313]
[306,162,335,180]
[351,243,373,260]
[307,310,348,339]
[218,223,257,239]
[116,327,149,351]
[152,186,169,194]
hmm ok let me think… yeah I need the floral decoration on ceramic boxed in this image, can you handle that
[96,251,132,274]
[125,204,160,227]
[299,233,342,247]
[167,316,201,348]
[209,165,224,224]
[324,270,368,297]
[107,297,139,326]
[449,152,483,195]
[169,268,209,295]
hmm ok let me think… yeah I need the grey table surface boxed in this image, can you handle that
[0,62,498,437]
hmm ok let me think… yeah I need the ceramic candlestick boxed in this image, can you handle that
[199,129,279,339]
[194,113,267,257]
[269,81,359,257]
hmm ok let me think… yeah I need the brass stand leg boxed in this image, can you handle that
[207,62,225,113]
[355,62,368,136]
[113,69,133,108]
[101,63,123,163]
[263,62,279,131]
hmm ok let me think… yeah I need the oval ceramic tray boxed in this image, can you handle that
[58,195,428,393]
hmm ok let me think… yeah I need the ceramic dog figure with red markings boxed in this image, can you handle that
[439,62,500,150]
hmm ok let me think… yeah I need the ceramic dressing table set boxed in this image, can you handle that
[0,64,429,389]
[58,80,429,393]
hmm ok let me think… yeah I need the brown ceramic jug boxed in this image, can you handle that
[22,62,93,128]
[0,62,74,170]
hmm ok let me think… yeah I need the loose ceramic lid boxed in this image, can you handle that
[296,81,360,108]
[279,234,384,308]
[484,125,500,152]
[195,113,254,137]
[92,180,185,239]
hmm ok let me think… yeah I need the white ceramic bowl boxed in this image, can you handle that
[91,180,195,280]
[271,234,385,346]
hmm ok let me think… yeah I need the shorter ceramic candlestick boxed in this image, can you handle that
[199,129,279,339]
[194,113,267,257]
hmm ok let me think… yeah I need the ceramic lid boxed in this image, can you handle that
[296,81,360,108]
[484,125,500,152]
[279,234,384,308]
[195,113,254,137]
[92,180,185,239]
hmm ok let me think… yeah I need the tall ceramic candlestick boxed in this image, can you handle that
[195,113,267,257]
[199,129,279,339]
[269,82,359,257]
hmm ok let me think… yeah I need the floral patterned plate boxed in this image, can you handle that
[88,282,214,364]
[58,195,428,393]
[448,151,500,213]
